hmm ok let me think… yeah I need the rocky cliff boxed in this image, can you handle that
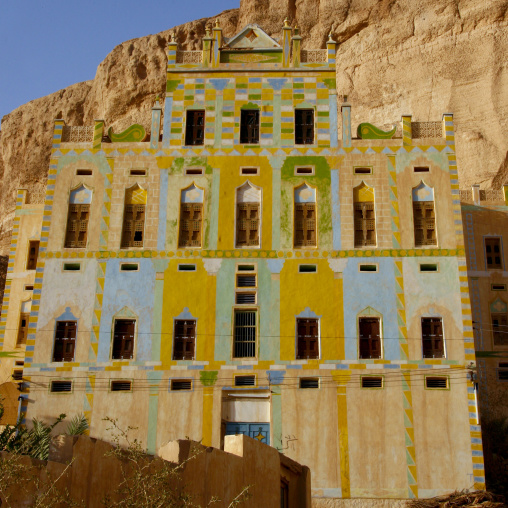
[1,0,507,259]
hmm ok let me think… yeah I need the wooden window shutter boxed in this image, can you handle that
[53,321,77,362]
[121,205,145,248]
[296,318,319,359]
[485,238,503,269]
[185,110,205,146]
[173,320,196,360]
[112,320,135,360]
[359,318,381,359]
[295,109,314,145]
[421,317,444,358]
[240,110,259,144]
[17,313,30,346]
[236,203,260,247]
[354,202,376,247]
[492,313,508,345]
[64,205,90,248]
[26,241,40,270]
[179,203,202,247]
[413,201,436,246]
[294,203,316,247]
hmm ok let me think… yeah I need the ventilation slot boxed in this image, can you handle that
[24,285,34,291]
[299,265,317,273]
[130,169,147,176]
[420,264,438,272]
[300,378,319,389]
[171,380,192,391]
[241,167,259,175]
[76,169,93,176]
[120,263,139,271]
[354,167,372,174]
[492,284,507,291]
[111,380,132,392]
[499,370,508,381]
[361,376,383,388]
[63,263,81,271]
[50,381,72,393]
[185,168,203,175]
[359,264,377,272]
[295,167,313,175]
[236,292,256,304]
[425,377,448,389]
[178,264,196,272]
[237,275,256,287]
[414,167,430,173]
[237,265,255,271]
[235,375,255,387]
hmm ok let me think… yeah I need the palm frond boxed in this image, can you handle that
[66,414,89,436]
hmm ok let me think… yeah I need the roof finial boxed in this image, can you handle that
[215,19,220,28]
[170,33,176,43]
[328,31,335,42]
[284,17,290,28]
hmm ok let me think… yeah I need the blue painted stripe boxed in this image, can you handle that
[187,365,204,370]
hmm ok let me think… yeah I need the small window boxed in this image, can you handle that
[63,263,81,271]
[240,110,259,144]
[359,264,378,272]
[233,310,257,358]
[354,167,372,175]
[492,313,508,346]
[130,169,147,176]
[17,312,30,346]
[236,292,256,305]
[12,370,23,381]
[15,361,24,366]
[65,203,90,248]
[422,317,445,358]
[413,201,436,247]
[178,264,196,272]
[420,264,438,272]
[237,274,256,287]
[492,284,507,291]
[76,169,93,176]
[171,379,192,391]
[498,363,508,381]
[185,168,203,175]
[120,263,139,272]
[485,237,503,270]
[425,376,448,389]
[111,380,132,392]
[300,378,319,389]
[26,241,39,270]
[414,167,430,173]
[359,317,381,359]
[112,319,135,360]
[294,203,317,248]
[50,380,72,393]
[238,265,255,271]
[295,109,314,145]
[299,265,317,273]
[241,167,259,175]
[295,167,314,175]
[361,376,383,388]
[24,285,34,291]
[121,204,145,249]
[297,318,319,359]
[234,375,255,387]
[179,203,203,248]
[53,321,77,362]
[173,320,196,360]
[236,203,260,247]
[185,110,205,146]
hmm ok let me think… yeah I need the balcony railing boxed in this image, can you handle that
[300,49,327,63]
[412,122,442,138]
[176,51,202,64]
[61,126,94,143]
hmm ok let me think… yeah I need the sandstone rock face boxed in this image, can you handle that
[1,0,507,260]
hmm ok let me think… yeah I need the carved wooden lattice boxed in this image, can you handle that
[300,50,327,63]
[176,51,202,64]
[459,190,472,203]
[479,190,503,202]
[61,126,94,142]
[411,122,442,138]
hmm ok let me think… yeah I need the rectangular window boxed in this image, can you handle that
[112,319,135,360]
[300,378,319,389]
[50,380,72,393]
[359,264,378,272]
[425,376,448,389]
[63,263,81,271]
[53,321,77,362]
[421,317,445,358]
[179,203,202,248]
[413,202,436,246]
[185,110,205,146]
[420,263,438,272]
[361,376,383,388]
[16,312,29,346]
[171,379,192,391]
[296,318,319,359]
[485,237,503,269]
[498,363,508,381]
[492,284,507,291]
[26,240,40,270]
[65,204,90,248]
[233,310,256,358]
[240,110,259,144]
[354,202,376,247]
[354,167,372,175]
[111,380,132,392]
[359,317,381,359]
[236,292,256,304]
[121,204,145,248]
[185,168,203,175]
[492,313,508,346]
[12,370,23,381]
[414,167,430,173]
[130,169,147,176]
[295,167,314,175]
[120,263,139,272]
[295,109,314,145]
[234,375,256,387]
[76,169,93,176]
[241,167,259,175]
[24,285,34,291]
[173,320,196,360]
[178,264,196,271]
[299,265,317,273]
[294,204,316,247]
[236,203,260,247]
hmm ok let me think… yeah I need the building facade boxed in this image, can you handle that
[0,22,485,502]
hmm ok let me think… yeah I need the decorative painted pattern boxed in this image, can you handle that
[108,124,147,143]
[402,371,418,498]
[357,123,396,140]
[402,116,412,146]
[93,120,104,150]
[100,159,113,249]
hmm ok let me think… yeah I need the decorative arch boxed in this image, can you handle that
[294,182,316,203]
[412,181,434,202]
[20,299,32,314]
[357,306,382,318]
[125,184,147,205]
[295,101,315,110]
[237,181,261,203]
[181,183,204,204]
[69,184,93,204]
[353,181,374,203]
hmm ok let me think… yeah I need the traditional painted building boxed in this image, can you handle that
[0,21,485,504]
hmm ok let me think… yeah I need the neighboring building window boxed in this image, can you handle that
[173,320,196,360]
[236,182,261,248]
[492,313,508,346]
[353,182,376,247]
[53,321,77,362]
[233,310,256,358]
[17,313,29,346]
[179,184,204,248]
[26,240,40,270]
[121,184,147,248]
[185,110,205,146]
[485,237,503,269]
[294,183,317,248]
[421,317,445,358]
[112,319,135,360]
[358,317,381,359]
[296,318,319,359]
[240,109,259,144]
[295,109,314,144]
[65,184,92,248]
[412,182,436,247]
[498,363,508,381]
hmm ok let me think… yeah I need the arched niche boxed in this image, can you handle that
[69,184,93,205]
[294,183,316,203]
[412,181,434,202]
[125,184,147,205]
[353,181,374,203]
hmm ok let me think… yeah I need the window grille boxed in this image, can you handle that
[361,376,383,388]
[121,205,145,248]
[53,321,77,362]
[179,203,202,247]
[297,318,319,359]
[236,203,259,247]
[359,318,381,359]
[413,202,436,246]
[295,109,314,145]
[233,311,256,358]
[422,317,444,358]
[171,380,192,391]
[50,381,72,393]
[111,380,132,392]
[425,377,448,389]
[300,378,319,389]
[185,110,205,145]
[65,204,90,248]
[294,204,316,247]
[112,320,135,360]
[234,375,255,386]
[173,320,196,360]
[354,202,376,247]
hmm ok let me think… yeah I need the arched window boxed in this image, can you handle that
[121,184,147,248]
[294,183,317,248]
[65,184,92,248]
[179,184,204,248]
[412,182,436,247]
[236,181,261,248]
[353,182,376,247]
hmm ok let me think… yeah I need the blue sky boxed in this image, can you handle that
[0,1,239,122]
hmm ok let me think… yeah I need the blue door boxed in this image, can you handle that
[225,422,270,445]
